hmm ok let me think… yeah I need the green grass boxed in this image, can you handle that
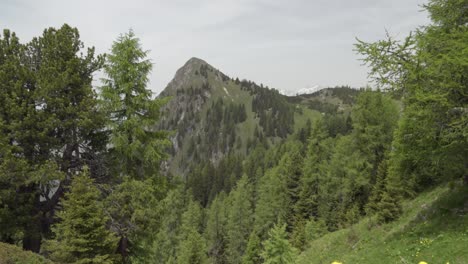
[297,184,468,264]
[0,242,53,264]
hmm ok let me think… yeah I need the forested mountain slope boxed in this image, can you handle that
[158,57,359,176]
[0,0,465,263]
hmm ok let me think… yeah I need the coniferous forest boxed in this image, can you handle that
[0,0,467,263]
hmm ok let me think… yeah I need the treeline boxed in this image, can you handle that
[238,79,295,138]
[203,98,247,153]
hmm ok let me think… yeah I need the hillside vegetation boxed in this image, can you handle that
[0,242,53,264]
[0,0,465,263]
[298,184,468,264]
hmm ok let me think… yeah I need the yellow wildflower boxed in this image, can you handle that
[419,262,428,264]
[331,262,343,264]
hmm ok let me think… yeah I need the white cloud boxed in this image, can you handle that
[0,0,429,95]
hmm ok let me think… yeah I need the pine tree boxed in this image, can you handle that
[261,224,297,264]
[0,28,34,244]
[45,168,118,263]
[303,218,328,243]
[0,25,105,252]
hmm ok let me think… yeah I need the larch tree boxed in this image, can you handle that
[205,192,228,264]
[176,199,208,264]
[261,224,297,264]
[226,175,254,264]
[99,30,170,260]
[242,231,262,264]
[355,0,467,220]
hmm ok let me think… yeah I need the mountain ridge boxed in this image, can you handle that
[158,57,360,177]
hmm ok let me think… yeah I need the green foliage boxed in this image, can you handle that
[226,175,254,264]
[0,24,105,252]
[176,199,208,264]
[177,231,209,264]
[242,232,262,264]
[205,192,228,264]
[261,224,298,264]
[355,0,467,194]
[0,242,53,264]
[44,169,118,264]
[105,177,167,262]
[99,30,170,261]
[250,84,294,137]
[297,185,468,264]
[295,118,330,222]
[177,230,209,264]
[303,218,328,243]
[151,187,187,263]
[100,29,169,180]
[254,166,289,238]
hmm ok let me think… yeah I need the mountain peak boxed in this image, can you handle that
[161,57,211,96]
[185,57,209,66]
[161,57,224,97]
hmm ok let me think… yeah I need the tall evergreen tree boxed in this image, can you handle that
[176,199,208,264]
[0,24,105,252]
[226,175,254,264]
[295,118,330,222]
[151,187,187,263]
[0,28,35,245]
[356,0,467,194]
[242,231,262,264]
[45,168,118,264]
[205,192,228,264]
[261,224,297,264]
[100,30,170,260]
[254,166,289,239]
[100,29,169,180]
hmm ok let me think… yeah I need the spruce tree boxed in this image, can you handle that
[295,118,329,222]
[45,168,118,264]
[261,224,297,264]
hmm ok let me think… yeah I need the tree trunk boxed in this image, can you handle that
[22,211,42,252]
[117,236,129,263]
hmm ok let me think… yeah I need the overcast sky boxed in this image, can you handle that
[1,0,429,94]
